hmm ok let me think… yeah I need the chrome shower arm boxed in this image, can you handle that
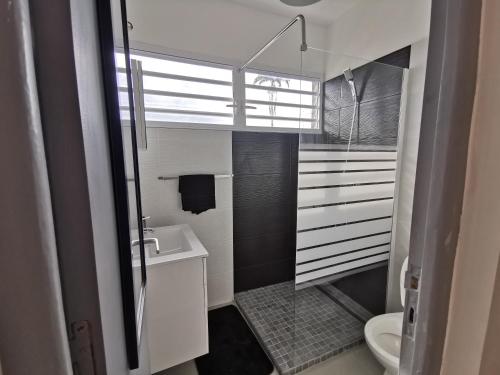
[239,14,307,72]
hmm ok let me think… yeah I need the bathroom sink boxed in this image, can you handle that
[131,224,208,265]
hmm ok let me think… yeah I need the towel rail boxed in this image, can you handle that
[158,174,233,181]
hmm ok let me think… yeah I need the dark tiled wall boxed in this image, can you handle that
[332,265,389,315]
[232,47,410,297]
[322,46,410,313]
[375,46,412,68]
[233,132,298,292]
[302,46,411,146]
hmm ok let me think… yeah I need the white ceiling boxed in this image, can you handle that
[228,0,365,26]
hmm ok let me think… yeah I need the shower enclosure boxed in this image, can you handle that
[294,47,407,373]
[234,17,408,374]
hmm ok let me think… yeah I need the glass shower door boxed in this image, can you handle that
[292,47,407,372]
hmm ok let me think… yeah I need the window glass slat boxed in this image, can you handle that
[142,76,233,97]
[116,51,322,131]
[246,104,316,119]
[130,54,233,82]
[245,70,321,130]
[245,88,317,106]
[245,71,316,92]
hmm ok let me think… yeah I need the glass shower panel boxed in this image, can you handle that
[232,30,304,375]
[233,30,408,373]
[293,46,407,372]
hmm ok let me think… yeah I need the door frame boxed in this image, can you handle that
[400,0,483,373]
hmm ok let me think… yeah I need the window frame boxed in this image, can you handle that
[119,48,323,134]
[241,67,322,133]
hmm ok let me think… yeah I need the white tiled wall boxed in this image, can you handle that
[387,39,428,312]
[133,127,234,307]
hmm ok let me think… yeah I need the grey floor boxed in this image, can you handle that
[159,281,383,375]
[161,344,383,375]
[235,281,374,375]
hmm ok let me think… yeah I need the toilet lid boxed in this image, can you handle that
[400,257,409,306]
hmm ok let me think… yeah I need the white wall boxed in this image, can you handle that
[387,38,429,312]
[137,128,234,307]
[323,0,431,79]
[125,0,327,75]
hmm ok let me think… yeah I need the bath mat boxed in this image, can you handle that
[195,305,273,375]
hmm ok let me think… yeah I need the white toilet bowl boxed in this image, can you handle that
[365,312,403,375]
[364,257,408,375]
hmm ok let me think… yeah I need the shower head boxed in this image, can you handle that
[343,68,354,82]
[343,68,358,102]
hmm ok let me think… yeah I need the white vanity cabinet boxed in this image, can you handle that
[142,225,209,373]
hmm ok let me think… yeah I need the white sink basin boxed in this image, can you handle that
[132,224,208,266]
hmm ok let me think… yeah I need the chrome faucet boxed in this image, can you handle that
[142,216,154,234]
[132,237,160,254]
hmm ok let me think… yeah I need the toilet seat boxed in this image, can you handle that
[364,312,403,374]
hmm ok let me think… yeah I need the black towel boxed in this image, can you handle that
[178,174,216,214]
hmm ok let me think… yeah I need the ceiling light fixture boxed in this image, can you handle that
[280,0,322,6]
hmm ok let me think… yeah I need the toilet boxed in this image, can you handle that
[365,257,408,375]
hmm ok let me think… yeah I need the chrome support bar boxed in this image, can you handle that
[239,14,307,72]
